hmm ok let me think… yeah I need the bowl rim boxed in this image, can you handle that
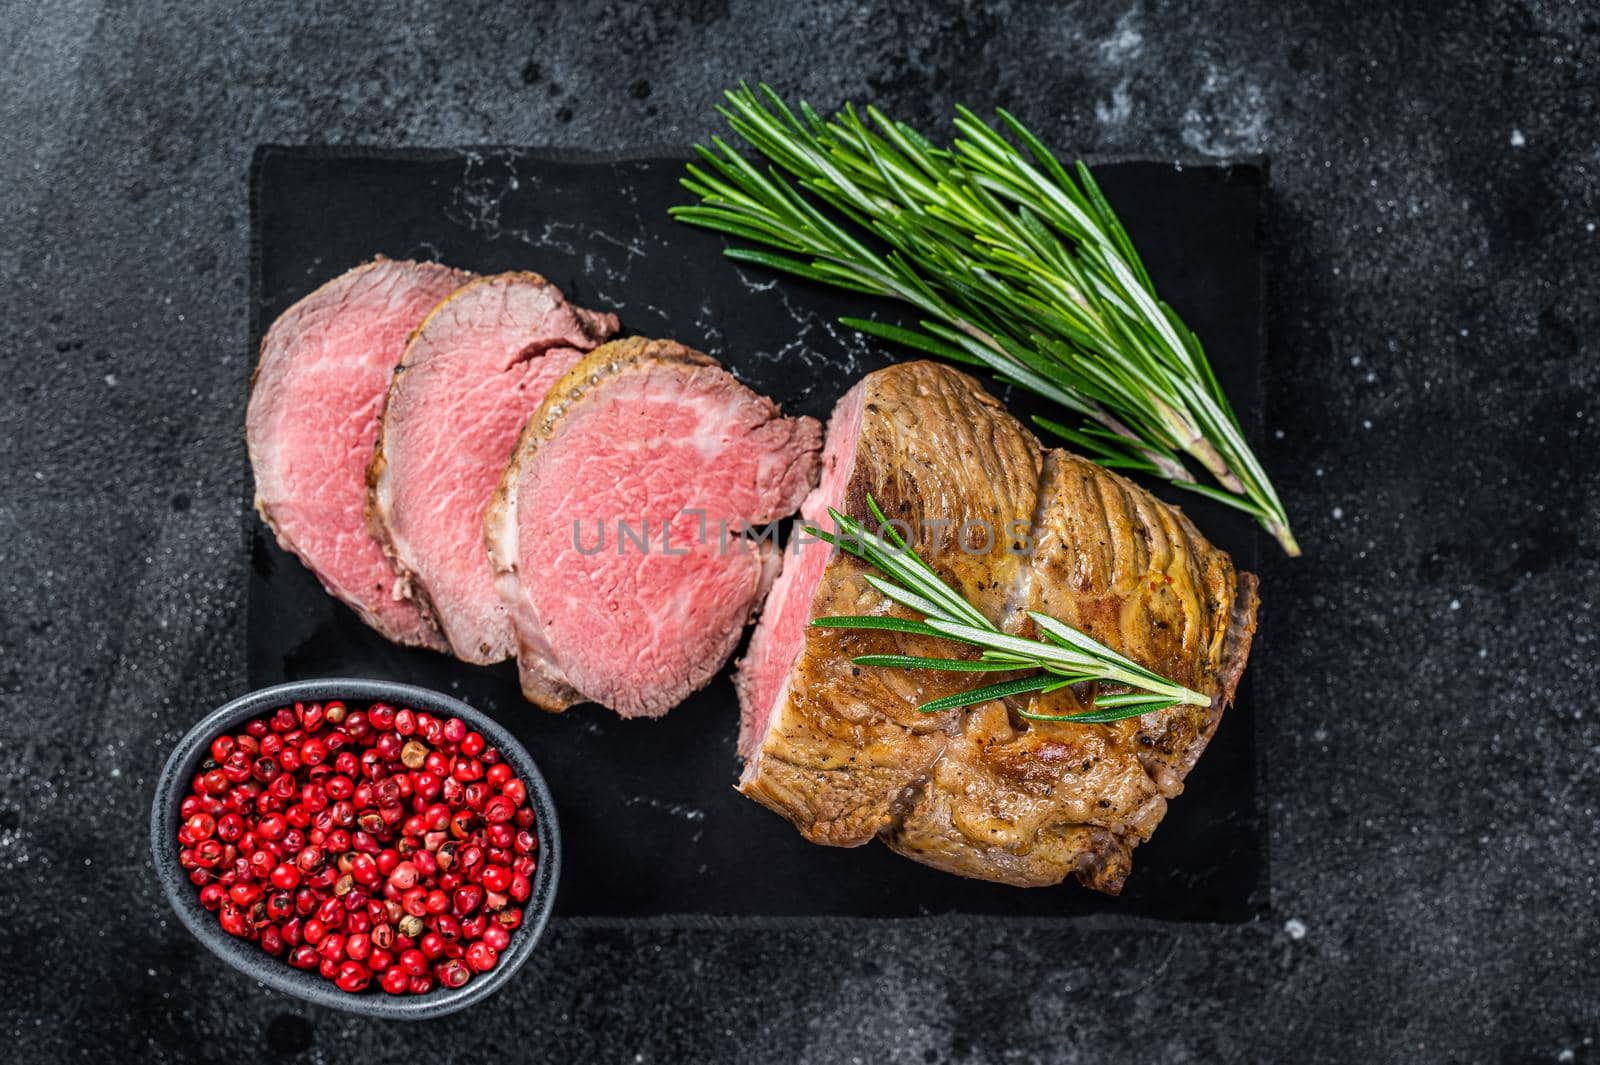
[150,677,561,1020]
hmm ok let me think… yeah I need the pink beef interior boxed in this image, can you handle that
[514,362,820,718]
[735,382,865,756]
[247,259,466,647]
[379,276,613,663]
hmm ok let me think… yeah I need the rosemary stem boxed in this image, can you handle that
[1266,518,1302,558]
[1095,406,1196,485]
[1183,433,1246,495]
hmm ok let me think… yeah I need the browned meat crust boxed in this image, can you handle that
[739,362,1259,892]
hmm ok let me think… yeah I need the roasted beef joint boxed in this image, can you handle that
[736,361,1258,893]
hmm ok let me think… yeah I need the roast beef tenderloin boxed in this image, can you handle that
[246,258,470,650]
[735,361,1258,892]
[368,272,618,664]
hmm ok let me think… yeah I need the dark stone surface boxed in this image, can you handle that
[0,1,1595,1061]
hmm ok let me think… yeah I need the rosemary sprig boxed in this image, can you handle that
[804,496,1209,722]
[672,83,1299,556]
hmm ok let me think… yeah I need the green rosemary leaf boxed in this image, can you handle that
[861,496,907,550]
[1090,692,1189,708]
[860,574,947,620]
[1026,611,1146,671]
[1166,477,1278,521]
[810,616,943,636]
[838,317,984,366]
[1015,700,1178,724]
[1072,160,1154,293]
[1027,612,1207,704]
[836,504,990,630]
[917,674,1060,714]
[720,247,837,282]
[852,655,1022,672]
[1032,416,1167,475]
[994,108,1077,209]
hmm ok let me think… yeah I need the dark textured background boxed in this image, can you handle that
[1,1,1596,1062]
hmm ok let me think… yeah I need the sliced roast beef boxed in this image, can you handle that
[246,257,470,650]
[486,337,821,718]
[734,361,1258,892]
[368,272,618,664]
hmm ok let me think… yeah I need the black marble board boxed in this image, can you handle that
[248,146,1266,922]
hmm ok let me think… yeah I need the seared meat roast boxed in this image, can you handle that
[736,361,1258,892]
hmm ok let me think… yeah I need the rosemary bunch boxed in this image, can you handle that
[806,497,1209,722]
[672,83,1299,556]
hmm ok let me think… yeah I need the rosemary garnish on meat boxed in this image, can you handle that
[806,497,1209,722]
[672,83,1299,556]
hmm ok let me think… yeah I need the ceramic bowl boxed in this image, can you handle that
[151,678,560,1019]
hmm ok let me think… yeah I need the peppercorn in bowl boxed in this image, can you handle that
[151,678,560,1019]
